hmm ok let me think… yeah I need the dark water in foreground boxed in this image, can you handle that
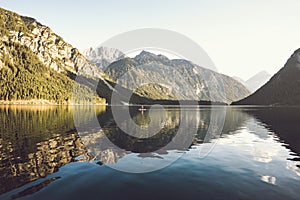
[0,106,299,200]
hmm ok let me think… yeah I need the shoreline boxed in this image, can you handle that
[2,100,298,107]
[0,100,58,105]
[0,100,107,106]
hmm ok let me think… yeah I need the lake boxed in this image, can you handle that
[0,105,299,200]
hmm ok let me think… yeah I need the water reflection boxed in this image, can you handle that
[244,107,300,156]
[0,106,300,199]
[77,106,236,172]
[0,106,93,194]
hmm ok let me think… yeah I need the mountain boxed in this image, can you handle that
[0,8,249,105]
[233,71,271,93]
[245,71,271,92]
[0,7,106,104]
[232,49,300,105]
[233,76,246,86]
[82,47,124,70]
[105,51,250,103]
[0,7,220,106]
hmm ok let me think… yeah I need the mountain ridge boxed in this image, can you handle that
[0,7,250,105]
[105,51,250,103]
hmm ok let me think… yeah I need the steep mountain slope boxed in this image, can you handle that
[0,7,106,104]
[82,47,124,70]
[0,8,103,77]
[232,49,300,105]
[245,71,271,92]
[105,51,250,103]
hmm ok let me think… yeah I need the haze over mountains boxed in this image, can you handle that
[245,71,271,92]
[233,49,300,105]
[233,71,271,93]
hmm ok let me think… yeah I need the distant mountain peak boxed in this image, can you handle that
[82,46,124,70]
[139,50,152,55]
[233,48,300,105]
[135,50,157,59]
[235,71,271,93]
[252,70,271,77]
[133,50,170,65]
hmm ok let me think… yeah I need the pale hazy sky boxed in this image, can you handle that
[1,0,300,80]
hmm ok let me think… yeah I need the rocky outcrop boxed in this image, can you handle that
[82,46,124,70]
[0,8,103,77]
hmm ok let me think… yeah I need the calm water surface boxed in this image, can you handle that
[0,105,299,200]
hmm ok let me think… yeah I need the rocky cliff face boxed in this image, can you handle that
[232,49,300,105]
[105,51,250,103]
[0,8,103,77]
[82,46,124,70]
[0,8,108,103]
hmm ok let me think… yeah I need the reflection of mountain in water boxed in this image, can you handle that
[3,106,297,195]
[0,106,89,194]
[79,107,250,164]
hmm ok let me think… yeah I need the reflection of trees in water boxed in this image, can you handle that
[0,106,92,195]
[132,112,151,127]
[0,106,253,195]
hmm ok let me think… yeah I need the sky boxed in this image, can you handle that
[1,0,300,80]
